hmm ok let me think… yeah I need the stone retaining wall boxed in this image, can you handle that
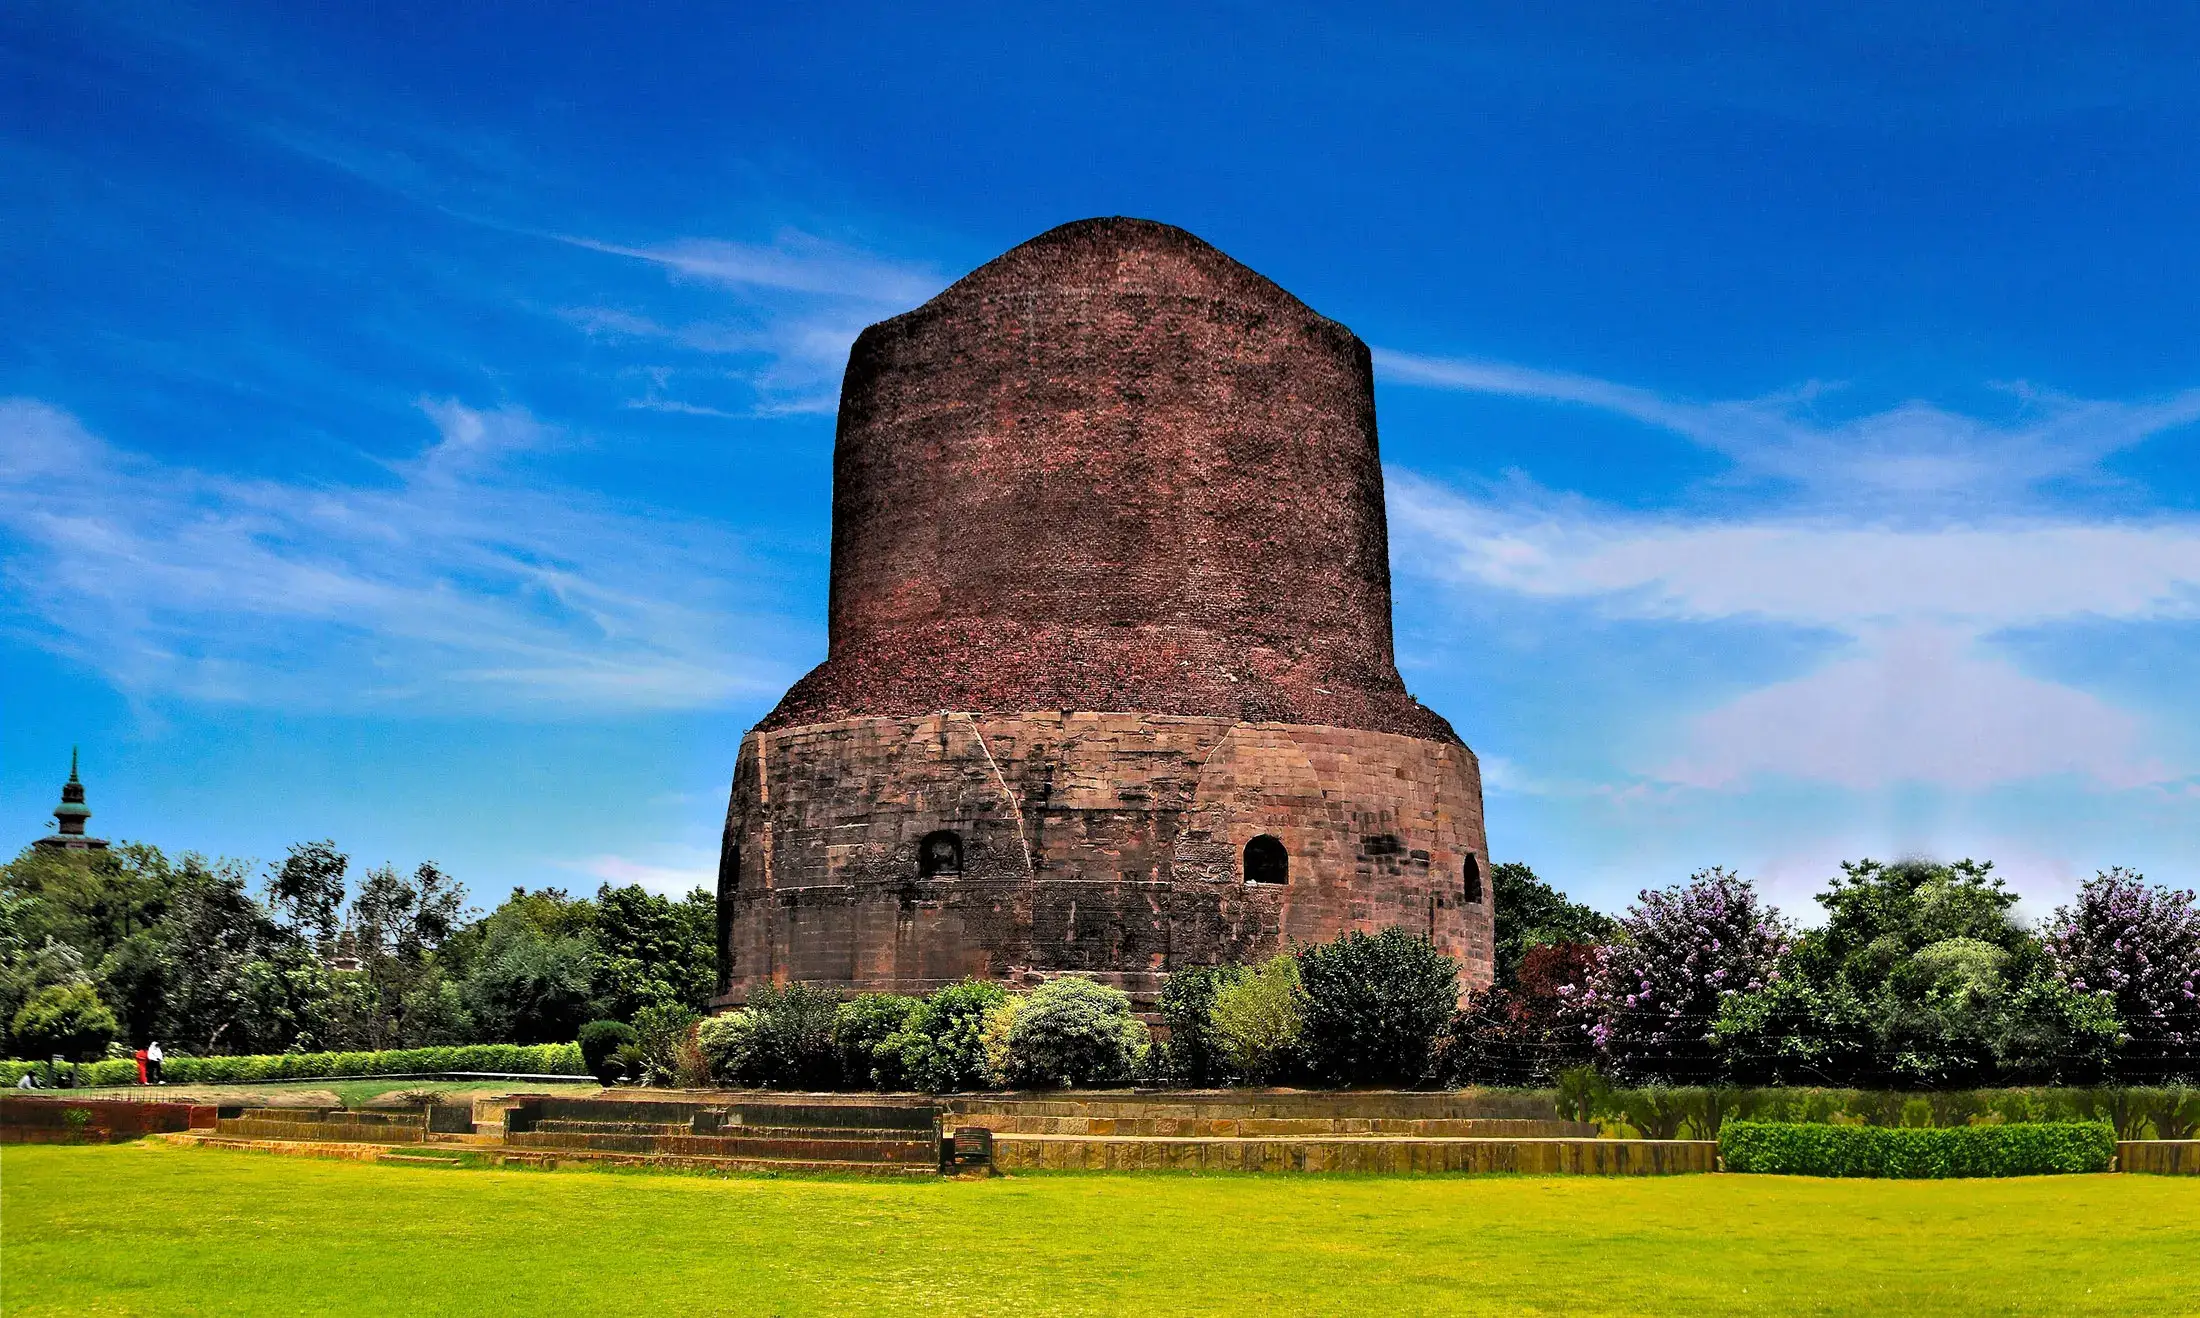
[2119,1140,2200,1174]
[2,1096,215,1143]
[993,1134,1717,1175]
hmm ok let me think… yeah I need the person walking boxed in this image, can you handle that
[147,1040,164,1085]
[133,1046,148,1085]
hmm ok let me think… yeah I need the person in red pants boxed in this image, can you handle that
[133,1046,148,1085]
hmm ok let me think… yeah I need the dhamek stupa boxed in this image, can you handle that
[714,218,1491,1006]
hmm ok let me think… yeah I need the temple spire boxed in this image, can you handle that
[35,748,108,854]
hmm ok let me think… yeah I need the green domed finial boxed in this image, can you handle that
[53,750,92,826]
[33,748,107,853]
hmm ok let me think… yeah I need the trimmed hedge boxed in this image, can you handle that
[0,1043,584,1088]
[1720,1120,2115,1178]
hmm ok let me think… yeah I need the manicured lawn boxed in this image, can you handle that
[4,1144,2194,1316]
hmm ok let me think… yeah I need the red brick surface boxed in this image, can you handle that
[1,1096,216,1141]
[760,217,1453,742]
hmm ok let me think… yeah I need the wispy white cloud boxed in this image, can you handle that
[1376,348,2200,508]
[560,230,947,416]
[1389,475,2200,630]
[565,233,945,305]
[568,850,717,896]
[1389,450,2200,793]
[0,398,795,712]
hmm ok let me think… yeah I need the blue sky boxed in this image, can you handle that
[4,2,2196,921]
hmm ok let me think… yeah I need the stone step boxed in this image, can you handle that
[215,1119,424,1144]
[949,1094,1561,1121]
[229,1108,423,1126]
[530,1120,693,1136]
[169,1133,935,1178]
[504,1129,939,1164]
[717,1124,943,1142]
[491,1149,938,1178]
[991,1134,1715,1175]
[961,1115,1597,1138]
[378,1151,469,1167]
[517,1096,938,1133]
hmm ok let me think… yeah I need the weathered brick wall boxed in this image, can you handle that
[760,217,1455,745]
[718,712,1492,1005]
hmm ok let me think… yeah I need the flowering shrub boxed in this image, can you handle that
[1579,868,1790,1083]
[2044,869,2200,1078]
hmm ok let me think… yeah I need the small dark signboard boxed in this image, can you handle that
[946,1125,993,1172]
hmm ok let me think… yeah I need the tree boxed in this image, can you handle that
[267,840,348,954]
[1491,862,1615,988]
[1993,975,2119,1085]
[336,860,472,1049]
[1580,868,1791,1083]
[1713,974,1871,1086]
[2043,868,2200,1080]
[350,861,466,962]
[461,929,595,1044]
[590,884,716,1022]
[1787,858,2042,1086]
[1450,942,1602,1085]
[156,856,315,1055]
[12,981,119,1061]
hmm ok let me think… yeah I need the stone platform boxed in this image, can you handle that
[140,1089,1738,1177]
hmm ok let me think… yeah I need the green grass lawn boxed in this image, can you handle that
[4,1144,2195,1317]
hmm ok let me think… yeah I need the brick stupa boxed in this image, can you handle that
[716,218,1492,1005]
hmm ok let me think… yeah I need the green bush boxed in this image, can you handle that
[1001,977,1148,1089]
[1295,929,1458,1086]
[576,1020,638,1083]
[1210,955,1303,1084]
[0,1042,586,1087]
[740,984,843,1090]
[631,1003,701,1086]
[693,1012,756,1085]
[1596,1085,1750,1140]
[886,979,1007,1093]
[1720,1120,2115,1177]
[1157,964,1251,1086]
[833,994,920,1090]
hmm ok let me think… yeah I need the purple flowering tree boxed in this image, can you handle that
[1574,867,1791,1083]
[2044,868,2200,1077]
